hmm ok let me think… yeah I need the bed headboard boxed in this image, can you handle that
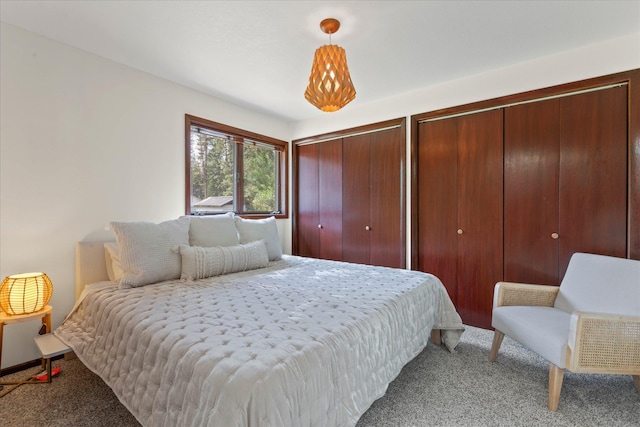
[75,240,113,299]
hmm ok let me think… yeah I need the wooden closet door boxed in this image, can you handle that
[342,134,371,265]
[296,143,320,257]
[558,86,628,275]
[318,139,343,261]
[504,99,561,285]
[370,128,405,268]
[417,118,459,302]
[417,110,503,328]
[456,110,504,330]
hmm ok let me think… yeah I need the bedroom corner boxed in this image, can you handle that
[0,22,290,371]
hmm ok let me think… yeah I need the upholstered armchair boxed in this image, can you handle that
[489,252,640,411]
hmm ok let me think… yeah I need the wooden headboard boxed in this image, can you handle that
[75,240,113,299]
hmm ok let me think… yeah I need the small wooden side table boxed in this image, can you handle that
[0,306,52,397]
[34,333,71,381]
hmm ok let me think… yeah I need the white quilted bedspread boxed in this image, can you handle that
[55,256,463,427]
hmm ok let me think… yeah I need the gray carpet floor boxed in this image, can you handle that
[1,326,638,426]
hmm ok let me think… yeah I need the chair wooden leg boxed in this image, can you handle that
[489,330,504,362]
[633,375,640,393]
[548,364,565,411]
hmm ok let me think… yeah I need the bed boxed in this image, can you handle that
[55,215,464,427]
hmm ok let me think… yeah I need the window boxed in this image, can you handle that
[185,115,288,217]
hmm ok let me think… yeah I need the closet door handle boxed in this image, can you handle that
[365,225,371,231]
[551,232,559,239]
[318,224,323,229]
[457,229,463,235]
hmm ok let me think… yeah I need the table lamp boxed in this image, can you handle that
[0,272,53,315]
[0,272,55,397]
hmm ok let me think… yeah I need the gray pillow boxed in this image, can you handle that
[109,217,190,288]
[175,241,269,280]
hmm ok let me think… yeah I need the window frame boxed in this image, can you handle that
[185,114,288,218]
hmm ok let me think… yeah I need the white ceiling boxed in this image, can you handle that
[1,1,638,122]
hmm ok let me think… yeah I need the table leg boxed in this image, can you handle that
[0,321,4,377]
[42,313,51,370]
[0,321,4,392]
[44,312,51,333]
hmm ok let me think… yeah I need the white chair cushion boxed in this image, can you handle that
[554,253,640,316]
[492,306,571,368]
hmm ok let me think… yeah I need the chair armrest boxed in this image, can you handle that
[493,282,559,308]
[567,312,640,375]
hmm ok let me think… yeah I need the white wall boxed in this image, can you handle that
[2,21,638,369]
[0,23,291,369]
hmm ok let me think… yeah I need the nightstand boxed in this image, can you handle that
[0,305,53,397]
[34,333,71,382]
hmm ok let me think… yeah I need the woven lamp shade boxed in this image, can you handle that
[0,272,53,315]
[304,44,356,112]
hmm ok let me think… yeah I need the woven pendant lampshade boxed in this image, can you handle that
[304,18,356,112]
[0,272,53,315]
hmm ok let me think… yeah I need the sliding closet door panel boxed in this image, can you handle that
[342,134,371,265]
[559,85,628,276]
[504,99,561,285]
[417,119,459,302]
[457,109,504,330]
[370,127,405,268]
[296,143,320,257]
[318,139,343,261]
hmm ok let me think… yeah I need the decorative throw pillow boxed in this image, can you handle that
[103,241,124,282]
[234,216,282,260]
[188,212,239,247]
[175,240,269,280]
[109,217,190,288]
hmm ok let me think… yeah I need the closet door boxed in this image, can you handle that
[417,109,503,329]
[504,99,561,284]
[417,118,459,302]
[342,128,405,268]
[342,134,371,265]
[297,143,320,257]
[318,139,343,261]
[456,110,503,329]
[504,86,628,284]
[558,86,627,274]
[370,128,405,268]
[296,138,343,260]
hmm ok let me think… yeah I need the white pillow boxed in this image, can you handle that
[175,241,269,280]
[234,216,282,260]
[188,212,239,247]
[104,242,124,282]
[109,217,190,288]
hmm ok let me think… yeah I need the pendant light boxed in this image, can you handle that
[304,18,356,112]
